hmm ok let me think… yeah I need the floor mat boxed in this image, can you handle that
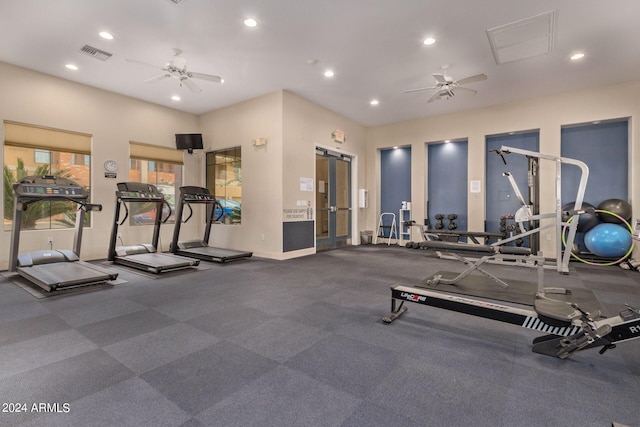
[100,261,211,279]
[1,272,126,299]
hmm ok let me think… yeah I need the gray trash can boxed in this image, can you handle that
[360,230,373,245]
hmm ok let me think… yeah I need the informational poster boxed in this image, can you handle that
[300,177,313,192]
[283,208,313,221]
[470,180,481,193]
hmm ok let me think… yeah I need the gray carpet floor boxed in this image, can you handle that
[0,245,639,427]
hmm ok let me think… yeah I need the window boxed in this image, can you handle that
[34,149,51,164]
[129,142,184,225]
[206,147,242,224]
[3,121,92,231]
[71,154,90,165]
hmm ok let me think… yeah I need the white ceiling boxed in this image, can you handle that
[1,0,639,127]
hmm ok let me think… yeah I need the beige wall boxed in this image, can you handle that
[365,80,640,258]
[2,58,638,268]
[282,91,367,258]
[0,62,365,266]
[0,62,200,269]
[197,90,367,260]
[198,91,284,259]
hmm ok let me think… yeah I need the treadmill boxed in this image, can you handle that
[108,182,199,273]
[170,186,252,263]
[8,175,119,292]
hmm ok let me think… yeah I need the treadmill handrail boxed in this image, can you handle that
[161,200,172,224]
[116,198,129,225]
[182,203,194,224]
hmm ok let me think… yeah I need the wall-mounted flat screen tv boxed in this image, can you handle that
[175,133,204,154]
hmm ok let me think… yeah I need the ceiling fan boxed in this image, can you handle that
[127,48,222,93]
[405,67,487,103]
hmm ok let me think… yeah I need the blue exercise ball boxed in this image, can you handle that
[561,201,598,232]
[584,223,632,258]
[597,199,632,224]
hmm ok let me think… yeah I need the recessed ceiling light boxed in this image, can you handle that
[243,18,258,27]
[99,31,114,40]
[423,37,436,45]
[370,99,379,106]
[393,146,399,150]
[570,53,585,61]
[324,70,334,78]
[171,95,181,101]
[65,64,78,70]
[444,140,451,143]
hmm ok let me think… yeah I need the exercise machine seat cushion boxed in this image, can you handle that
[534,299,580,323]
[496,246,532,256]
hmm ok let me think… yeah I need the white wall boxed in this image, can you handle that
[365,80,640,258]
[0,61,200,269]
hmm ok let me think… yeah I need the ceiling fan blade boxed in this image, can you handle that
[427,91,442,103]
[127,58,163,70]
[404,86,437,94]
[145,74,171,84]
[182,78,202,93]
[187,72,223,83]
[453,87,477,95]
[455,74,487,86]
[432,73,448,84]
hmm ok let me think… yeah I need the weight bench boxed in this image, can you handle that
[420,240,541,289]
[419,240,571,303]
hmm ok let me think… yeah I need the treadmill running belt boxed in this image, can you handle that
[115,252,198,273]
[17,261,115,291]
[178,246,252,263]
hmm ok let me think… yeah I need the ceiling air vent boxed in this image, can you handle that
[487,10,556,65]
[79,45,112,61]
[169,0,183,3]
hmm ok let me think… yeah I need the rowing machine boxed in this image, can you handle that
[382,285,640,359]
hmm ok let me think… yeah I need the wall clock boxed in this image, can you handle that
[103,159,118,172]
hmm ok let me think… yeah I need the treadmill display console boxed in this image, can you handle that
[13,176,88,200]
[184,193,217,201]
[117,191,164,200]
[116,182,165,201]
[118,191,164,201]
[19,185,84,196]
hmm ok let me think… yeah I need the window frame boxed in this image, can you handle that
[127,157,183,226]
[206,146,242,225]
[4,146,93,231]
